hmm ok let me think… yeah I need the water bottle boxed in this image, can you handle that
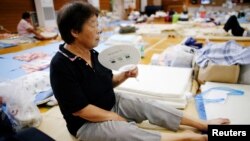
[140,43,145,58]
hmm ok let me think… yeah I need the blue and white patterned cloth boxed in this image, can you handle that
[195,40,250,68]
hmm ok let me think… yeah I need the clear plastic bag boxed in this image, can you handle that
[158,45,194,68]
[0,80,42,131]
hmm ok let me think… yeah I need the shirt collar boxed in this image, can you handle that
[58,43,97,62]
[59,43,79,61]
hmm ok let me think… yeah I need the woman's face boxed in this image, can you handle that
[74,15,100,49]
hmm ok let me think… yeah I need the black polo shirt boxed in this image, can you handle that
[50,44,115,136]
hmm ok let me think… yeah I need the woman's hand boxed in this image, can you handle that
[124,66,138,78]
[113,66,139,87]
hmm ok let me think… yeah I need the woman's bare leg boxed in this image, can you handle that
[180,113,230,131]
[160,130,208,141]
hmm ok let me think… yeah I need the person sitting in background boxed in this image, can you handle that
[17,12,57,40]
[223,15,250,37]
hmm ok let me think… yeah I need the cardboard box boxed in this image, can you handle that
[198,64,240,84]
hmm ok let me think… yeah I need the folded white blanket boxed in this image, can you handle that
[115,64,193,98]
[114,65,193,108]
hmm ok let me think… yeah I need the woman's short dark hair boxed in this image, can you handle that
[22,12,30,19]
[57,1,99,44]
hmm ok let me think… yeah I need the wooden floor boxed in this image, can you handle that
[1,33,250,115]
[1,34,249,56]
[0,37,61,55]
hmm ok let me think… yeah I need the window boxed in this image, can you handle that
[201,0,210,4]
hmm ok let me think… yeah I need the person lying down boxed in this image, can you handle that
[224,15,250,37]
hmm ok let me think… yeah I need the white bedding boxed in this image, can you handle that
[0,71,52,105]
[177,25,250,41]
[115,64,193,98]
[114,64,193,108]
[200,82,250,124]
[135,24,180,35]
[114,89,188,109]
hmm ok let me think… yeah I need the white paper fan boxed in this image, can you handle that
[98,44,141,71]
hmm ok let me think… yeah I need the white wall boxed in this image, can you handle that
[88,0,100,9]
[141,0,147,12]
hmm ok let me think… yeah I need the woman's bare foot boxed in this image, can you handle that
[200,118,230,131]
[207,118,230,125]
[180,113,230,132]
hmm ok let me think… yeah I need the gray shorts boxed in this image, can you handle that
[76,93,183,141]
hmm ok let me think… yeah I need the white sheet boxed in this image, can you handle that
[115,89,188,109]
[115,89,187,102]
[114,65,193,108]
[0,71,52,105]
[135,24,180,34]
[104,34,143,46]
[178,27,250,41]
[115,64,193,98]
[200,82,250,124]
